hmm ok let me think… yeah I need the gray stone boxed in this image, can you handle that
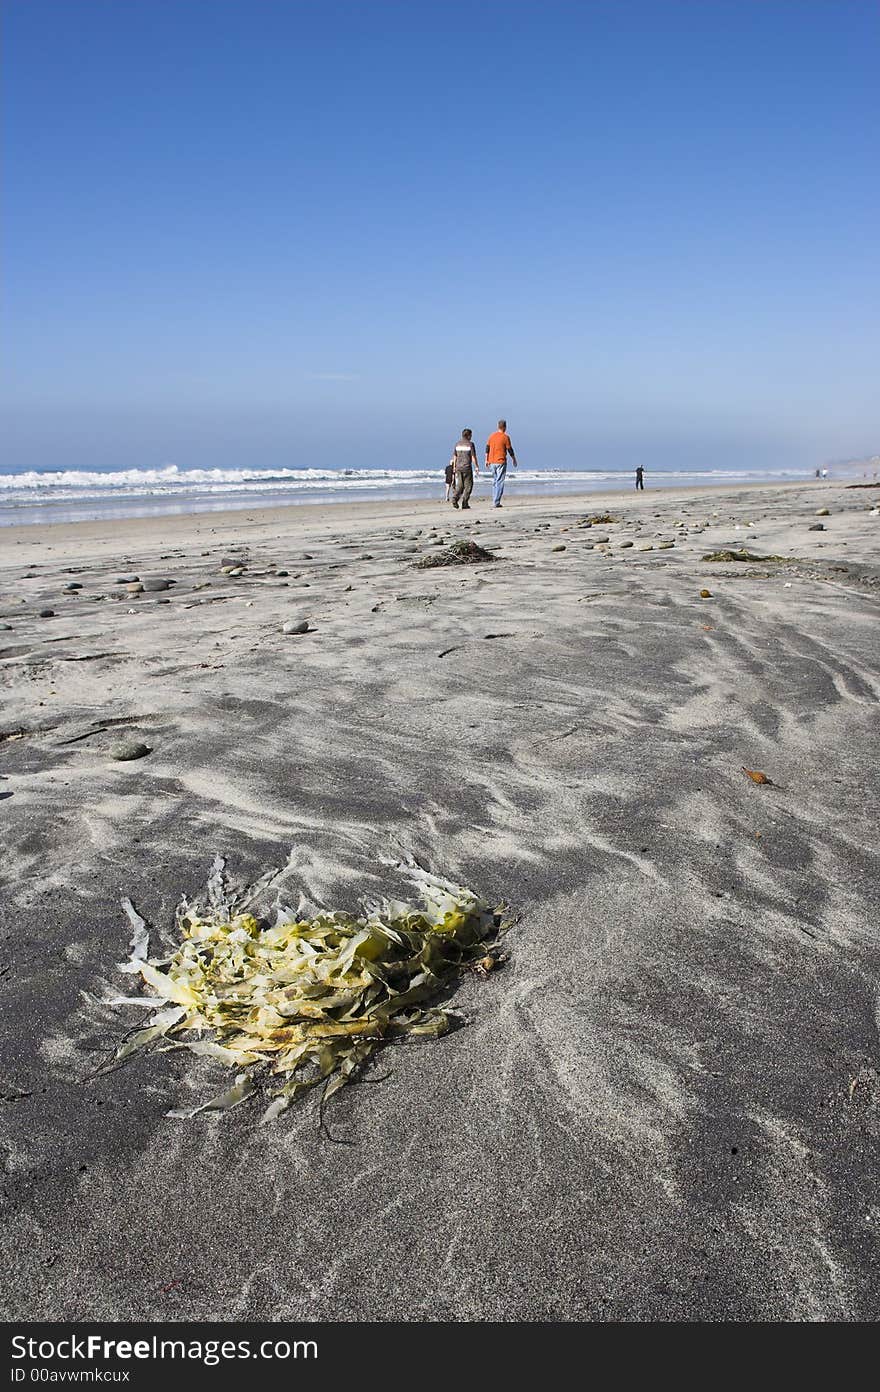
[619,540,634,548]
[816,507,830,516]
[282,620,310,635]
[809,523,825,531]
[142,578,171,592]
[115,576,139,584]
[39,609,55,618]
[592,535,609,544]
[276,570,289,577]
[64,582,83,591]
[111,741,151,761]
[551,545,566,552]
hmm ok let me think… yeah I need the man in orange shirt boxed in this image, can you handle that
[485,419,517,508]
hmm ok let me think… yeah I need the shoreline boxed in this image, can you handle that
[1,475,833,552]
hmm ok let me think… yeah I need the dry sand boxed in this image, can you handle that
[1,478,879,1321]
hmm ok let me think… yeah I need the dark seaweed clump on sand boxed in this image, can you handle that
[415,540,497,569]
[702,549,796,564]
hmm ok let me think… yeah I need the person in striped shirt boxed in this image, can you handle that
[450,429,479,509]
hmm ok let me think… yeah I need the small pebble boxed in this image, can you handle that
[64,582,83,591]
[700,589,712,598]
[282,620,310,635]
[39,609,55,618]
[111,741,151,761]
[142,578,171,592]
[551,544,566,552]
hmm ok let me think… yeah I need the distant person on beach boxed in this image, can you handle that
[451,429,479,509]
[635,465,644,491]
[485,420,517,508]
[444,458,455,502]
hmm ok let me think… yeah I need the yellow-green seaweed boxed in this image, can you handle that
[111,862,497,1124]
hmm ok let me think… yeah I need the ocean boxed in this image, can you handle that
[0,463,816,527]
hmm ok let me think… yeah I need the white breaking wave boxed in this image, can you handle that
[0,463,810,495]
[0,465,441,491]
[0,462,815,526]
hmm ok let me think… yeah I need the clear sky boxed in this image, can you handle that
[3,0,878,474]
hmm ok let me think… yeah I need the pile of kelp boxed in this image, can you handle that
[415,540,496,569]
[702,549,794,564]
[108,861,499,1124]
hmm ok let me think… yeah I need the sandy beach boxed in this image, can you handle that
[1,476,879,1322]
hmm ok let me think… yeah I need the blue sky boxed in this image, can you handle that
[3,0,878,473]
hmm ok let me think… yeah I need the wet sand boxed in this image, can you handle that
[1,478,879,1321]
